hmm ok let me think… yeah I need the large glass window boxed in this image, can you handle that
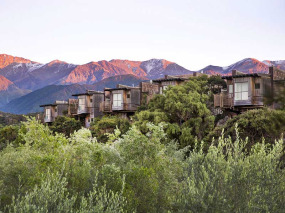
[234,82,248,101]
[113,93,122,107]
[79,97,85,111]
[45,108,51,119]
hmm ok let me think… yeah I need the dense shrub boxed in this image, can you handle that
[50,116,82,136]
[90,116,131,143]
[207,108,285,148]
[0,117,285,212]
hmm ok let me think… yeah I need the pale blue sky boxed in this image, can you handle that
[0,0,284,70]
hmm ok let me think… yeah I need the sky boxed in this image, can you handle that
[0,0,284,70]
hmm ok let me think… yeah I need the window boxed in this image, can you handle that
[55,107,57,113]
[45,108,51,120]
[127,94,130,99]
[79,97,85,111]
[113,93,122,107]
[234,82,248,101]
[255,83,260,89]
[90,98,93,103]
[228,85,233,94]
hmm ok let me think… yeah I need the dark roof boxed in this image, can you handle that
[152,78,187,83]
[40,104,57,107]
[104,87,140,91]
[222,73,267,80]
[72,91,104,96]
[40,101,68,107]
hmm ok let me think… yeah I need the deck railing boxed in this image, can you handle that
[100,101,139,112]
[214,93,233,108]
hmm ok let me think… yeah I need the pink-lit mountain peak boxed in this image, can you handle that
[0,54,37,69]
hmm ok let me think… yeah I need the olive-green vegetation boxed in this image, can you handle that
[0,111,26,126]
[0,75,285,212]
[134,76,215,148]
[0,118,284,212]
[207,108,285,148]
[90,116,131,143]
[50,116,82,136]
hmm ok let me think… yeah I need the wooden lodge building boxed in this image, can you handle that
[40,101,69,124]
[100,85,141,118]
[72,90,104,127]
[214,67,285,112]
[40,68,285,127]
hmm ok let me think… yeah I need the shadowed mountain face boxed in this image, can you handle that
[0,75,30,107]
[1,74,146,114]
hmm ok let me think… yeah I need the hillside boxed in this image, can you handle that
[0,84,94,114]
[0,75,30,107]
[1,74,146,114]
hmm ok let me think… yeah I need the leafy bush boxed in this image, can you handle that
[1,117,285,212]
[0,125,21,150]
[176,126,285,212]
[50,116,82,136]
[207,108,285,148]
[6,172,127,213]
[90,116,131,143]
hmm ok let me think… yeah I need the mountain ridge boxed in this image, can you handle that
[1,74,146,114]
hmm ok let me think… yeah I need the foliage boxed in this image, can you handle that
[207,75,227,94]
[6,172,127,213]
[207,108,285,147]
[0,125,21,151]
[264,80,285,110]
[175,126,285,212]
[50,116,82,136]
[134,76,215,148]
[1,117,285,212]
[0,111,26,126]
[90,116,131,143]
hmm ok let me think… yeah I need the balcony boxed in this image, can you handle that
[100,101,139,112]
[77,105,93,114]
[214,93,233,108]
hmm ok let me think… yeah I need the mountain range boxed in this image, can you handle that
[0,54,284,114]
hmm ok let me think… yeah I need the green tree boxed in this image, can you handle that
[134,75,215,148]
[50,116,82,136]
